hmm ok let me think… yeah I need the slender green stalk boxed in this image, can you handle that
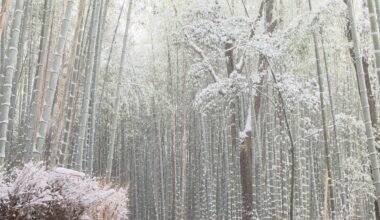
[106,0,133,182]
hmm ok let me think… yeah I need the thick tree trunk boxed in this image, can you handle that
[25,0,52,161]
[366,0,380,86]
[61,1,92,167]
[75,0,101,172]
[375,0,380,27]
[344,0,380,216]
[8,0,31,159]
[0,0,25,165]
[88,0,106,175]
[247,1,276,219]
[50,0,86,167]
[225,39,240,219]
[347,0,380,215]
[343,0,379,129]
[34,0,74,161]
[241,127,253,220]
[0,0,10,39]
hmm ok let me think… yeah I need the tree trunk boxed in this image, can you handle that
[98,0,125,111]
[241,123,253,220]
[50,0,86,167]
[105,0,133,182]
[247,1,276,219]
[308,2,336,217]
[321,39,347,215]
[0,0,10,39]
[34,0,74,161]
[8,0,31,160]
[347,0,380,215]
[0,0,25,166]
[61,0,92,167]
[311,34,336,219]
[75,0,101,172]
[25,0,52,161]
[367,0,380,86]
[89,0,106,175]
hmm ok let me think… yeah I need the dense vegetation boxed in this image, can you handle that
[1,0,380,219]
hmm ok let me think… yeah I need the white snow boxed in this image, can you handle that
[0,163,128,219]
[244,107,252,133]
[54,167,85,177]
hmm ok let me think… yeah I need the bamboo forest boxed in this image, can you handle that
[3,0,380,219]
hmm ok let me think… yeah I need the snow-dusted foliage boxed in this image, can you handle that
[180,4,279,58]
[0,163,128,220]
[194,74,249,114]
[278,0,346,44]
[181,3,279,90]
[181,5,252,47]
[275,0,348,73]
[334,113,374,217]
[275,73,320,113]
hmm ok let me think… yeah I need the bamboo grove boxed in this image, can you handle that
[1,0,380,219]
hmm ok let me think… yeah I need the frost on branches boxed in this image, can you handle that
[194,74,250,114]
[0,163,128,220]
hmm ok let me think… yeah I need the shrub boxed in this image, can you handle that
[0,163,128,220]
